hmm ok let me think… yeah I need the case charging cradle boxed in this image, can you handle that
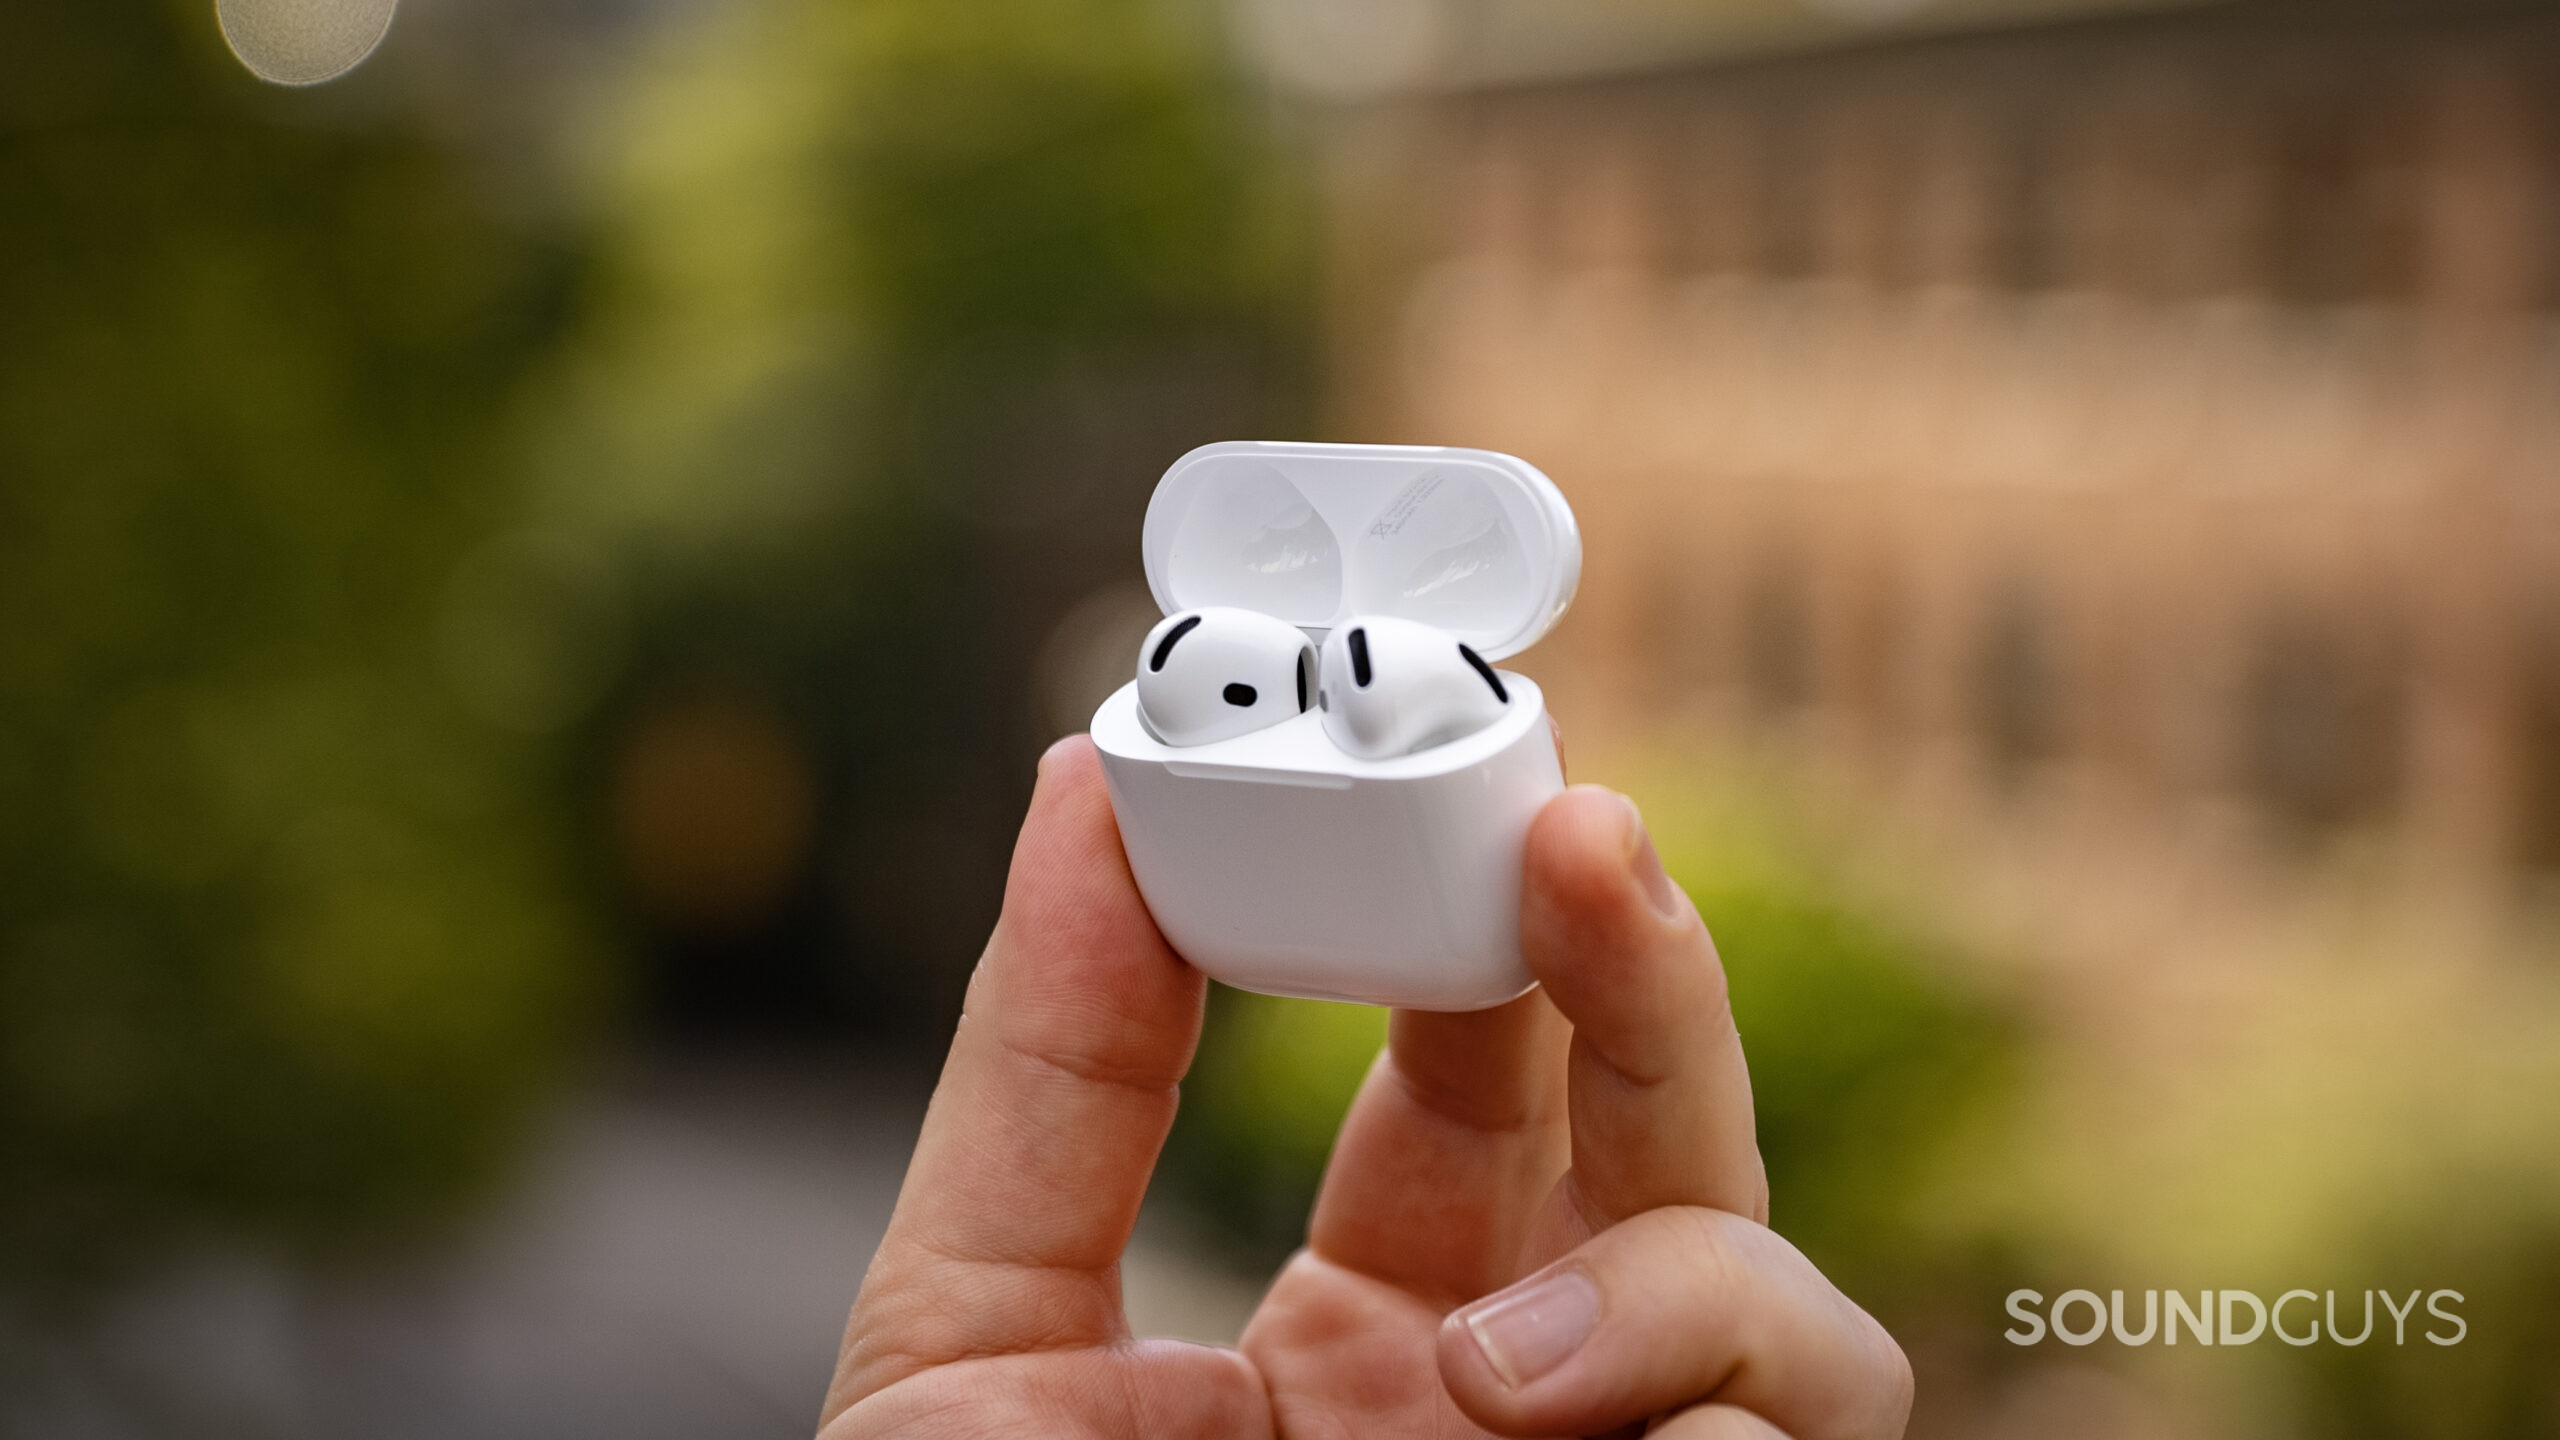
[1091,441,1581,1011]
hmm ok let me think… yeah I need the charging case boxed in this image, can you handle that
[1091,441,1580,1011]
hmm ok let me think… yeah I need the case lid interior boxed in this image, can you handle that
[1140,442,1580,661]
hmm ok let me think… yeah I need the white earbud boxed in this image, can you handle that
[1316,615,1511,759]
[1134,606,1315,747]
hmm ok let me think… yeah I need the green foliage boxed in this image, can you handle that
[1634,771,2031,1341]
[1674,853,2019,1300]
[2285,1224,2560,1440]
[0,1,591,1280]
[1165,991,1387,1261]
[1161,772,2021,1285]
[550,0,1299,552]
[546,0,1310,1031]
[0,0,1310,1281]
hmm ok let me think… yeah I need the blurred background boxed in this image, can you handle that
[3,0,2557,1436]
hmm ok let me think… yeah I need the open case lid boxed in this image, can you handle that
[1140,442,1580,661]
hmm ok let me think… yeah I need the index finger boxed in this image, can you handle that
[1522,786,1767,1227]
[827,736,1204,1415]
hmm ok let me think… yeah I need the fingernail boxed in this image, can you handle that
[1617,793,1682,921]
[1458,1269,1600,1390]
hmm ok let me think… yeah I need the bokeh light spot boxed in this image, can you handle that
[216,0,397,86]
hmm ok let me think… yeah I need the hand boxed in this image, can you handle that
[819,736,1911,1439]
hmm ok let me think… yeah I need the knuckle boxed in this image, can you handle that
[1650,1204,1752,1313]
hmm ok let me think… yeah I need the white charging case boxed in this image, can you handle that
[1091,441,1581,1011]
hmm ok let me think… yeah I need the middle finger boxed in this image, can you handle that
[1521,786,1767,1227]
[1305,990,1573,1304]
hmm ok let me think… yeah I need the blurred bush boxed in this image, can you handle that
[1167,990,1387,1259]
[1162,758,2560,1436]
[0,1,592,1283]
[1648,787,2022,1312]
[540,0,1310,1039]
[0,0,1312,1294]
[0,0,1315,1286]
[1646,763,2560,1438]
[2283,1222,2560,1440]
[1163,763,2023,1290]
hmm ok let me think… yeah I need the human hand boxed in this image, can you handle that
[819,735,1910,1439]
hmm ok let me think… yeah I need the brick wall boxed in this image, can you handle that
[1329,7,2560,891]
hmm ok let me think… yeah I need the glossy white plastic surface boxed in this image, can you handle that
[1096,441,1579,1011]
[1134,606,1314,747]
[1093,677,1560,1010]
[1142,441,1579,660]
[1318,614,1511,759]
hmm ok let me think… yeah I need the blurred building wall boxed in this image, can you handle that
[1323,2,2560,911]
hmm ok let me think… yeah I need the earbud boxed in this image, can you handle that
[1316,615,1510,759]
[1134,606,1315,746]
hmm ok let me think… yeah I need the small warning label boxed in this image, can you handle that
[1368,472,1445,539]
